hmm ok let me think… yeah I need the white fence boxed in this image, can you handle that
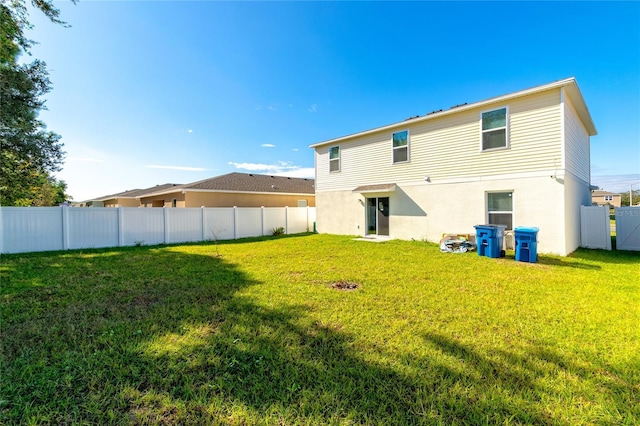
[580,205,611,250]
[0,206,316,254]
[615,207,640,251]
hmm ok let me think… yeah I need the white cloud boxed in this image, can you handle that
[187,129,193,133]
[273,167,315,179]
[292,148,299,152]
[308,104,318,113]
[145,165,207,172]
[261,143,275,148]
[591,174,640,193]
[227,161,313,178]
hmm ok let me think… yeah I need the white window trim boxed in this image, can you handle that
[392,129,410,164]
[486,190,514,230]
[480,106,510,152]
[329,145,341,173]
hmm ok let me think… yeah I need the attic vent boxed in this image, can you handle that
[249,174,253,177]
[427,109,443,115]
[450,102,468,109]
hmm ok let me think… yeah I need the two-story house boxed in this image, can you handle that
[310,78,597,255]
[591,190,621,207]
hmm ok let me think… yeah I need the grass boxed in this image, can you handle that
[2,234,639,425]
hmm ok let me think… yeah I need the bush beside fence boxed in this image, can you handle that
[0,206,316,254]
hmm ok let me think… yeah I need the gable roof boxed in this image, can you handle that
[310,77,597,148]
[89,183,182,202]
[591,190,620,196]
[140,173,315,197]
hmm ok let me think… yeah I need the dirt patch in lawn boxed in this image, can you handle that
[331,281,360,291]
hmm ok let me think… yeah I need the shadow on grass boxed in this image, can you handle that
[421,332,638,425]
[2,245,637,424]
[570,246,640,265]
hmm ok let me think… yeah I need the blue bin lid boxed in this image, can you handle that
[514,227,539,233]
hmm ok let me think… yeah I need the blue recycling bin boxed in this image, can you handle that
[514,227,539,263]
[474,225,506,258]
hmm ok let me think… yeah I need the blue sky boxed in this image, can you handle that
[27,1,639,201]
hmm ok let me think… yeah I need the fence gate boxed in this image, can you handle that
[615,207,640,251]
[580,205,611,250]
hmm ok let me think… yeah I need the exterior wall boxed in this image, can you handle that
[316,174,570,255]
[563,93,590,183]
[141,191,315,208]
[316,89,563,192]
[139,192,186,208]
[563,172,592,254]
[103,198,140,208]
[185,191,314,208]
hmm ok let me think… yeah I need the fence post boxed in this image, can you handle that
[61,205,69,250]
[163,206,169,244]
[233,206,237,240]
[285,206,289,235]
[261,206,265,236]
[201,206,206,242]
[117,207,124,246]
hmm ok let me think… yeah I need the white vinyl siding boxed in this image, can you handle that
[315,90,563,192]
[564,95,590,184]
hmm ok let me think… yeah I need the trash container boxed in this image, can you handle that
[474,225,506,258]
[514,227,539,263]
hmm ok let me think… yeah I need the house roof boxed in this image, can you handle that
[309,77,597,148]
[591,190,620,196]
[139,173,315,197]
[89,183,182,202]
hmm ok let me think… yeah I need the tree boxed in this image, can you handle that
[620,190,640,207]
[1,0,74,206]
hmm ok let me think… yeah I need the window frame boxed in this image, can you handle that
[328,145,341,173]
[486,191,513,230]
[480,106,509,152]
[604,195,613,201]
[392,129,410,164]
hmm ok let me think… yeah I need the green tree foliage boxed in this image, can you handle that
[1,1,74,206]
[620,189,640,207]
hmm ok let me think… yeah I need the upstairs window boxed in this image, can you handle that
[604,195,613,201]
[481,107,508,151]
[329,146,340,172]
[392,130,409,163]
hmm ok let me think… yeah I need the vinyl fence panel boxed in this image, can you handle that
[67,208,119,250]
[262,207,286,235]
[615,207,640,251]
[121,208,165,246]
[204,208,235,241]
[1,206,316,254]
[166,208,203,244]
[287,207,311,234]
[236,208,262,239]
[0,207,63,253]
[580,205,611,250]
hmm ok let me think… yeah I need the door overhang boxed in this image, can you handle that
[352,183,397,194]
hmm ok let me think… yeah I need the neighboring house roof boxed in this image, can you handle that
[140,173,315,197]
[88,183,182,202]
[309,77,597,148]
[591,190,620,197]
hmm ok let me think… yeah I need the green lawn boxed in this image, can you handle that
[2,234,639,425]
